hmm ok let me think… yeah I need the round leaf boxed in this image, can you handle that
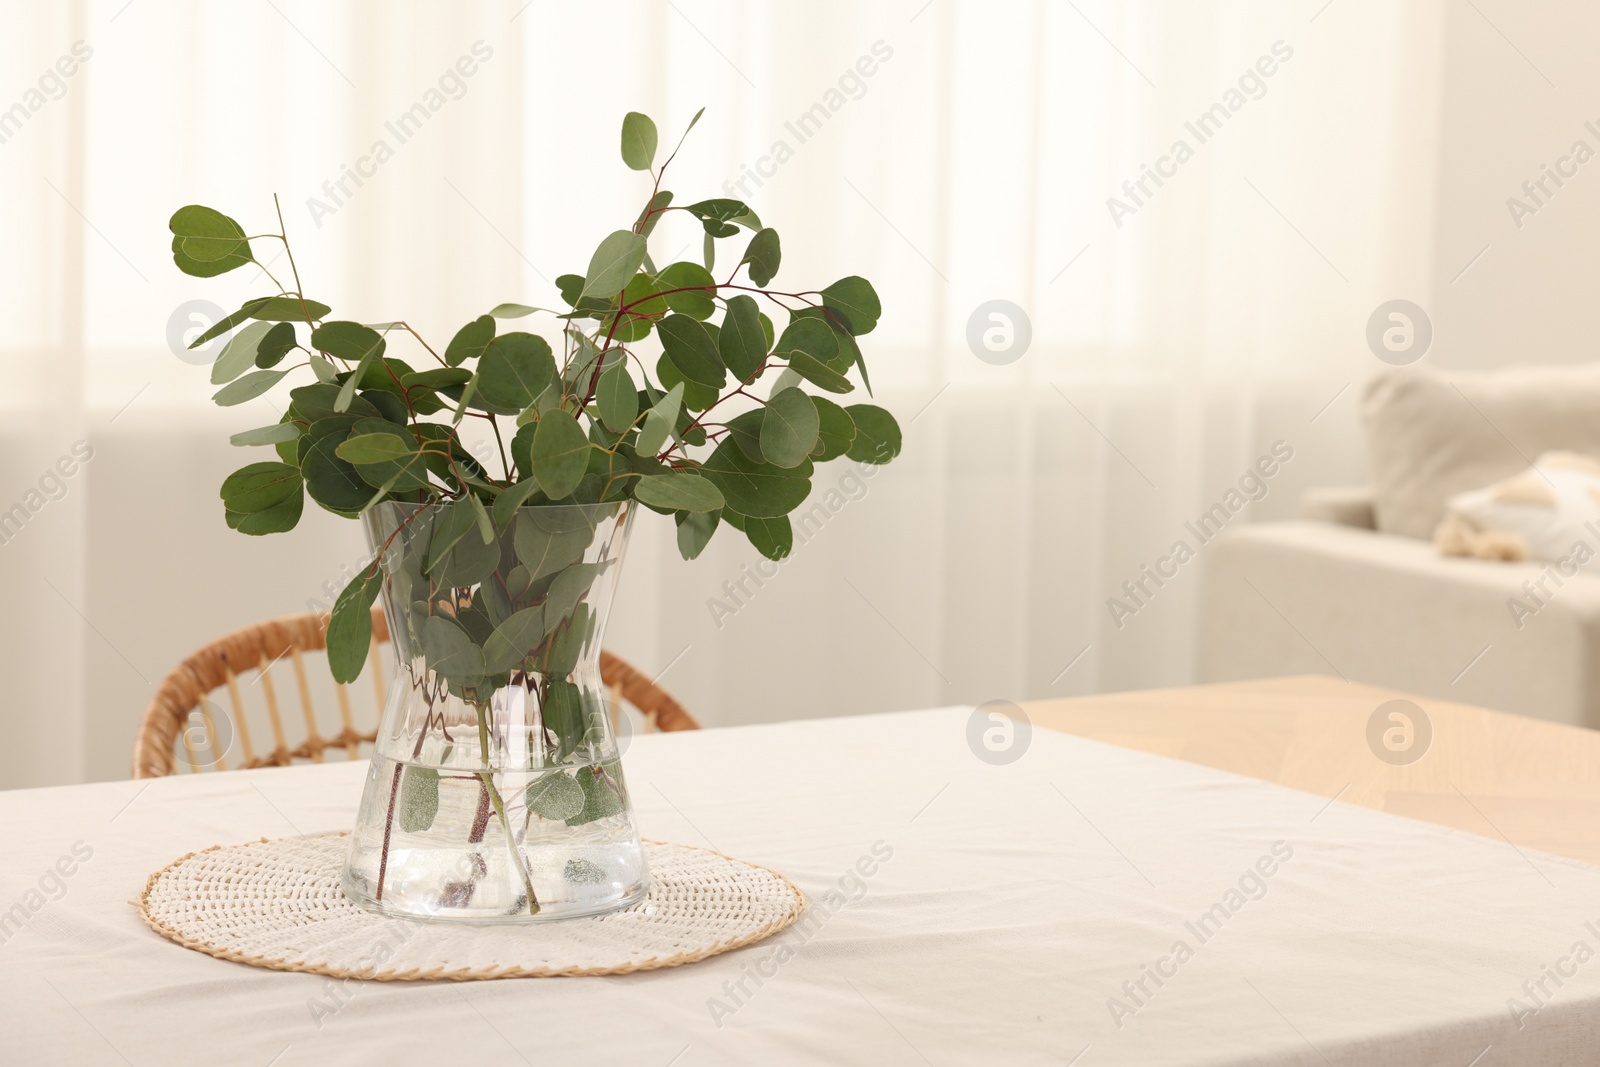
[742,515,793,560]
[255,322,298,368]
[420,614,486,685]
[484,605,546,673]
[810,396,857,461]
[525,771,585,821]
[845,404,901,464]
[478,332,557,411]
[445,314,496,366]
[820,276,881,335]
[169,205,251,264]
[656,261,717,320]
[620,111,659,171]
[701,438,812,518]
[580,230,648,303]
[657,314,725,388]
[220,462,301,513]
[760,388,819,469]
[303,434,373,514]
[530,410,592,500]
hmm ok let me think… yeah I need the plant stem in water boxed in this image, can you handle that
[475,704,540,915]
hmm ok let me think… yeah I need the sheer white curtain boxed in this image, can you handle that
[0,0,1443,785]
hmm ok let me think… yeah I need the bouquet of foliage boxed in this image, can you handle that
[169,109,899,693]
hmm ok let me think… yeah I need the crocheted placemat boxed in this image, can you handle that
[136,832,805,980]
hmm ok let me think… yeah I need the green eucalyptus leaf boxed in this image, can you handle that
[774,316,839,368]
[468,492,495,544]
[445,314,496,366]
[685,198,756,237]
[637,190,674,238]
[226,490,303,535]
[311,321,386,364]
[760,388,819,469]
[675,510,719,560]
[543,680,586,755]
[543,567,608,631]
[171,234,252,278]
[401,367,473,389]
[397,765,440,832]
[425,502,478,575]
[492,477,542,530]
[210,320,274,385]
[656,261,716,320]
[742,515,794,560]
[820,276,881,335]
[530,411,592,500]
[483,605,545,673]
[596,362,639,434]
[719,294,767,383]
[580,230,648,303]
[742,228,781,286]
[335,431,415,465]
[726,409,766,463]
[569,763,623,825]
[810,395,857,461]
[513,509,595,582]
[702,231,716,272]
[619,271,668,327]
[255,322,298,369]
[701,438,812,518]
[525,770,585,821]
[789,306,861,373]
[328,564,383,684]
[302,434,373,515]
[230,422,302,448]
[656,355,720,413]
[220,461,301,513]
[420,614,485,685]
[657,314,725,388]
[493,303,549,318]
[785,352,854,394]
[478,332,557,411]
[212,368,289,407]
[845,404,901,464]
[170,205,252,263]
[620,111,658,171]
[543,602,594,680]
[189,298,271,349]
[635,382,684,456]
[249,296,332,323]
[633,472,725,513]
[290,382,380,422]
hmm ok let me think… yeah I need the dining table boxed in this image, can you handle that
[5,674,1600,1065]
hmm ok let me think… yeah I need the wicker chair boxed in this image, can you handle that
[133,607,698,778]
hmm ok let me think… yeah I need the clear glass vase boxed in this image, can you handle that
[342,498,646,923]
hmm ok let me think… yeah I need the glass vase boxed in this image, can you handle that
[341,498,646,923]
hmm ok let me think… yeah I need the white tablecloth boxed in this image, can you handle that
[4,707,1600,1066]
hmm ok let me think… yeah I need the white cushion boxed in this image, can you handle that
[1362,363,1600,539]
[1440,452,1600,569]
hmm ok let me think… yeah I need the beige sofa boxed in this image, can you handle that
[1199,364,1600,728]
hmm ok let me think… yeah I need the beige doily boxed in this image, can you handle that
[136,832,805,980]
